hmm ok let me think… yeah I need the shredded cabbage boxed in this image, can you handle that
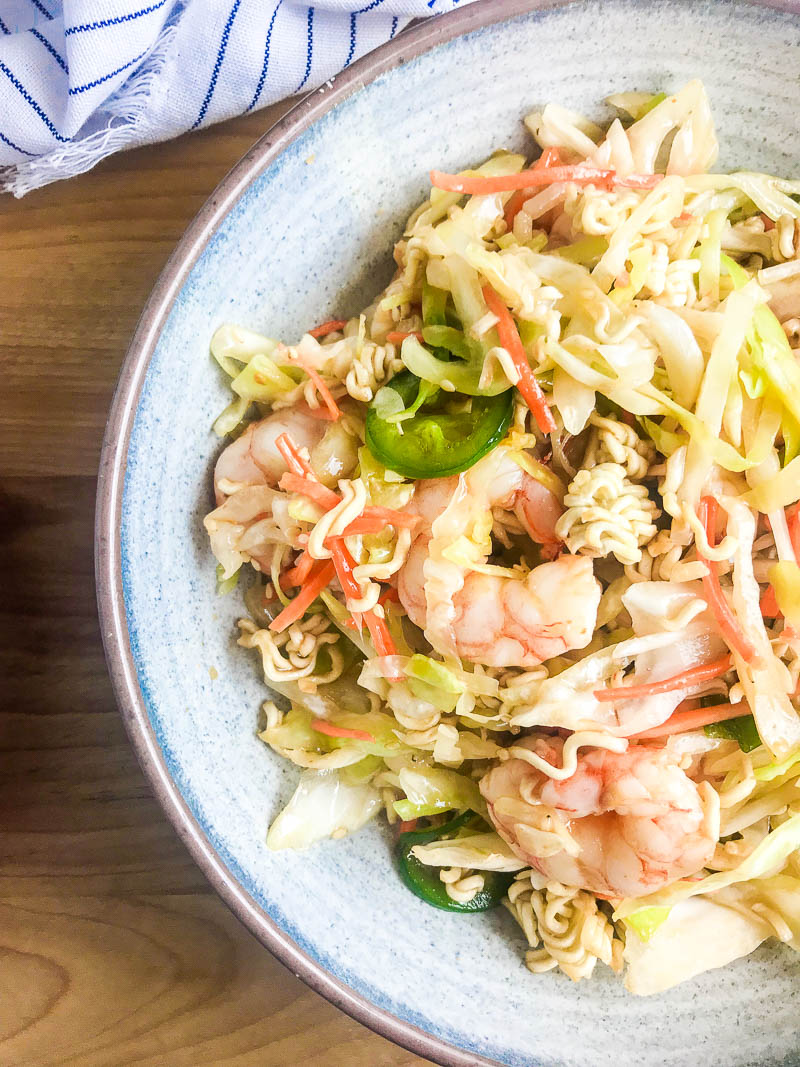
[210,323,279,377]
[405,654,464,713]
[623,896,771,996]
[411,831,526,872]
[393,765,486,820]
[231,351,298,403]
[267,769,382,849]
[636,303,704,409]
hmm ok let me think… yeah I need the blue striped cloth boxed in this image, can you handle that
[0,0,473,196]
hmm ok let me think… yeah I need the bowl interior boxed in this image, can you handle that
[117,2,800,1064]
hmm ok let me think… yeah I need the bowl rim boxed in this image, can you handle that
[95,1,800,1064]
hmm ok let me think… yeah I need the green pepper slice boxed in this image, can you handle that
[366,370,512,479]
[395,811,515,913]
[705,714,762,753]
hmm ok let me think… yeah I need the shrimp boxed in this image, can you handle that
[480,735,718,898]
[396,447,601,667]
[399,544,600,667]
[213,407,327,504]
[214,406,357,504]
[208,405,357,574]
[404,446,563,545]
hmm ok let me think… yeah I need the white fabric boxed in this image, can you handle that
[0,0,472,196]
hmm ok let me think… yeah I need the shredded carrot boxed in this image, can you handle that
[760,214,776,232]
[311,718,375,743]
[338,516,388,536]
[386,330,424,344]
[328,539,398,667]
[430,166,662,196]
[279,471,341,511]
[536,147,562,169]
[365,507,419,529]
[283,548,315,587]
[761,584,780,618]
[502,190,529,233]
[594,655,732,702]
[698,497,757,663]
[341,508,420,536]
[629,701,750,740]
[787,504,800,563]
[300,404,338,421]
[286,350,342,420]
[364,611,398,661]
[328,539,363,602]
[378,586,401,605]
[308,319,348,339]
[482,285,556,433]
[275,432,316,478]
[269,560,335,632]
[397,819,419,834]
[503,147,562,230]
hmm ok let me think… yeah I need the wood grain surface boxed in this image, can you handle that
[0,103,434,1067]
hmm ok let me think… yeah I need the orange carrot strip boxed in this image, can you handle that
[698,497,757,663]
[502,190,529,232]
[300,403,337,422]
[761,585,780,618]
[311,719,375,743]
[629,702,749,740]
[275,432,315,478]
[378,586,401,606]
[594,655,732,702]
[787,504,800,564]
[328,540,399,666]
[397,819,419,834]
[536,146,563,169]
[363,507,419,529]
[308,319,348,339]
[386,330,424,344]
[269,560,336,632]
[279,471,341,511]
[283,549,315,587]
[364,611,397,660]
[430,166,662,195]
[328,539,363,601]
[503,147,562,230]
[482,285,556,433]
[287,350,341,420]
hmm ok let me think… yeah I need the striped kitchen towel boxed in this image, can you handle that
[0,0,474,196]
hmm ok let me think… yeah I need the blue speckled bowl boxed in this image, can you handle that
[96,3,800,1064]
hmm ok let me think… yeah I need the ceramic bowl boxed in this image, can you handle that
[96,2,800,1064]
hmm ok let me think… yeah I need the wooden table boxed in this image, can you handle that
[0,102,433,1067]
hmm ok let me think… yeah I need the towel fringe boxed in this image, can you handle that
[0,5,187,198]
